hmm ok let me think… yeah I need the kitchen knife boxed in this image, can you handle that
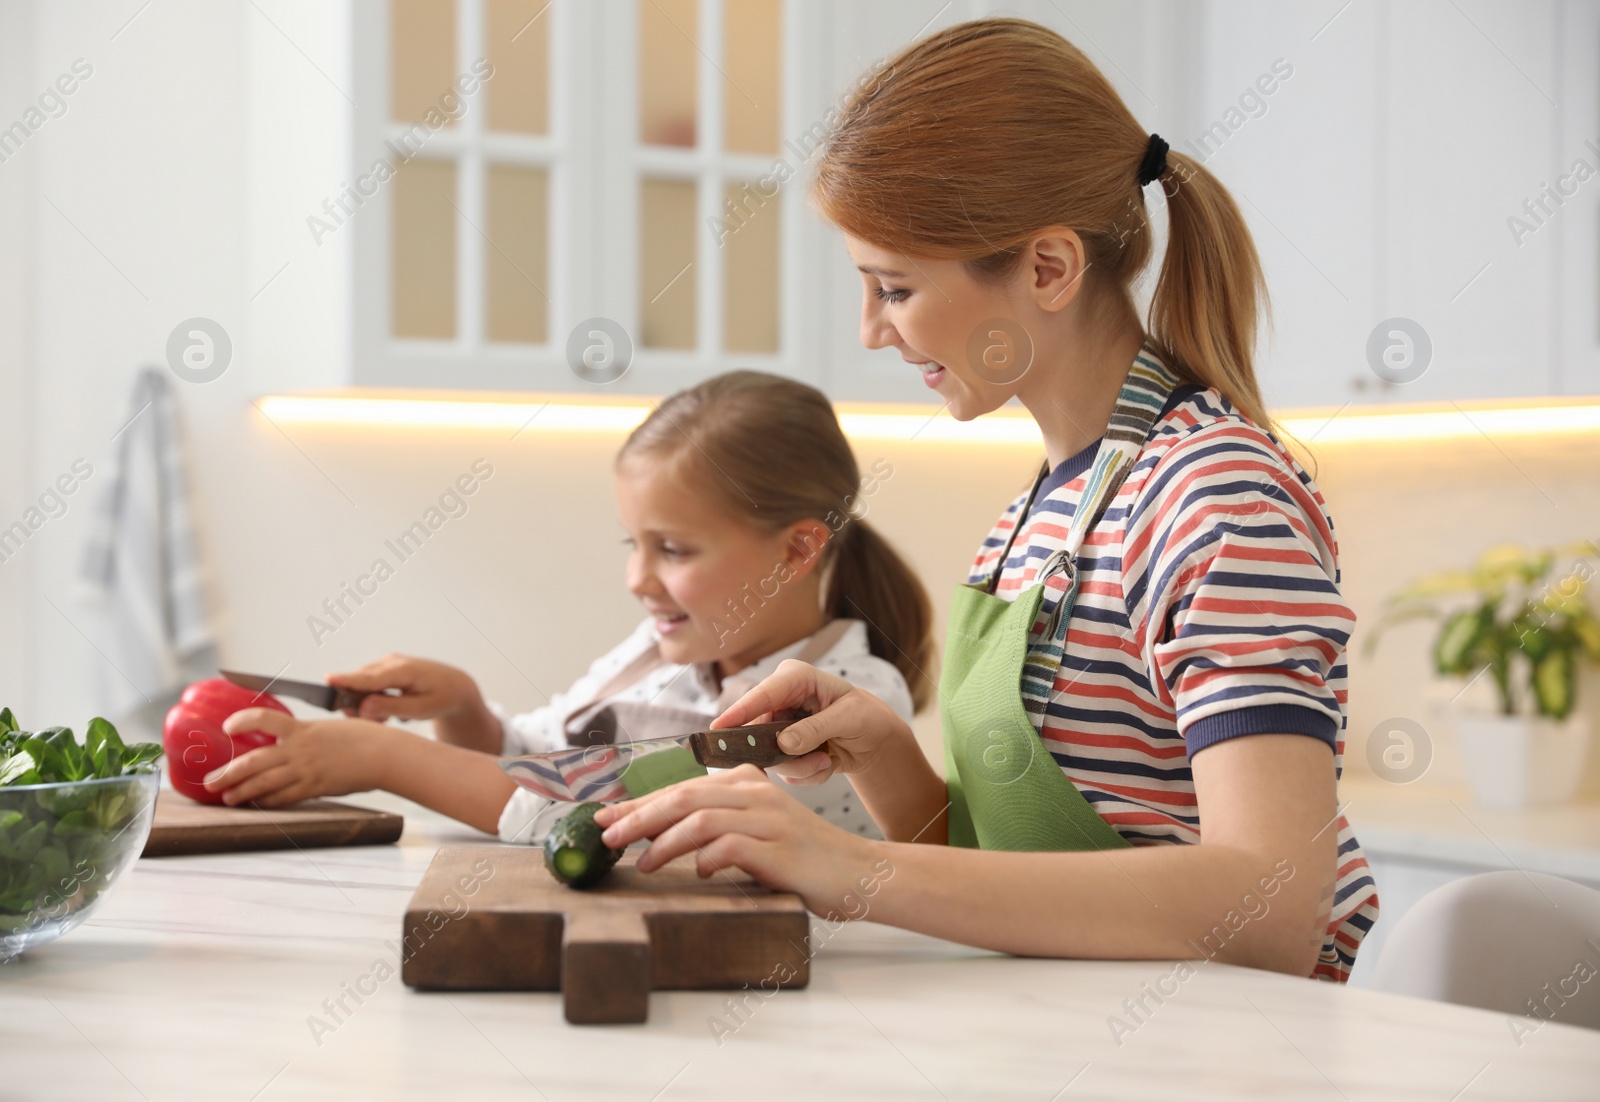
[499,720,800,804]
[219,669,394,713]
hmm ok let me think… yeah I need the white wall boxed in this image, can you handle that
[0,0,39,721]
[5,0,352,734]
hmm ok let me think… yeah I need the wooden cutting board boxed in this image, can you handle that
[140,792,404,857]
[401,846,811,1024]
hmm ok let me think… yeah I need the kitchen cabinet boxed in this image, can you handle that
[341,0,1599,406]
[1191,0,1599,409]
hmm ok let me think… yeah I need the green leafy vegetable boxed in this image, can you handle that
[0,712,162,943]
[0,713,161,788]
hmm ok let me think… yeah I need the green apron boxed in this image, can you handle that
[941,353,1179,852]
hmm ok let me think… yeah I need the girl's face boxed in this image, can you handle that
[845,233,1072,421]
[614,457,824,671]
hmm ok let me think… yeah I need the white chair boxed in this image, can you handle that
[1371,870,1600,1033]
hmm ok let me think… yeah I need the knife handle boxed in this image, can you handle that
[330,687,403,713]
[688,721,798,769]
[330,688,371,713]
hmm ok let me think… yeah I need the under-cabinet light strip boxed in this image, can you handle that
[255,394,1600,445]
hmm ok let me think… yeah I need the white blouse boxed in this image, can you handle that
[490,617,914,843]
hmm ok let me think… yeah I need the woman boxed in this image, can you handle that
[596,18,1377,982]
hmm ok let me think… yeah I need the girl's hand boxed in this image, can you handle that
[592,766,891,920]
[204,709,392,808]
[330,655,499,752]
[329,654,484,724]
[712,659,916,786]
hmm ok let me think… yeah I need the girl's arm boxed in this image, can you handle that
[327,655,502,753]
[595,732,1337,976]
[374,735,518,834]
[209,709,517,835]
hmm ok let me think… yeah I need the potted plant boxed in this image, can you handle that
[1369,542,1600,809]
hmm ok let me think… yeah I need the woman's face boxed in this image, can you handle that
[846,234,1040,421]
[614,457,822,671]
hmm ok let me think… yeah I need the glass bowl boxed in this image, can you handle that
[0,771,160,961]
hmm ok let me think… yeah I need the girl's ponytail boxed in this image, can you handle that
[826,520,935,712]
[1146,150,1273,432]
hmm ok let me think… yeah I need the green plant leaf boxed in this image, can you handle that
[1514,619,1554,662]
[1532,648,1577,720]
[1362,602,1445,655]
[1435,604,1494,675]
[1568,611,1600,662]
[1386,570,1479,603]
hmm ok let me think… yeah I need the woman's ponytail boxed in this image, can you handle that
[825,520,935,712]
[1146,150,1273,432]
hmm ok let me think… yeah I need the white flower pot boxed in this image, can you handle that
[1456,713,1590,811]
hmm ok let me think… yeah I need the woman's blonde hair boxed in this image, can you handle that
[619,371,935,711]
[812,17,1273,430]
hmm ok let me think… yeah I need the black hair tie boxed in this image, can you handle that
[1137,133,1169,187]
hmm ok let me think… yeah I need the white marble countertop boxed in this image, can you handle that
[1339,777,1600,884]
[5,791,1600,1101]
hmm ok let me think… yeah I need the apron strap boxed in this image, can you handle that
[560,644,670,732]
[1027,350,1182,675]
[981,462,1052,596]
[713,616,854,711]
[981,350,1180,597]
[1059,352,1181,561]
[564,617,859,733]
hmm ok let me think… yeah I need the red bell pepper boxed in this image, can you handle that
[163,678,290,803]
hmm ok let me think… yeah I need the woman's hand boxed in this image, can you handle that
[203,709,393,808]
[592,766,892,921]
[714,660,950,844]
[713,659,916,786]
[329,654,498,751]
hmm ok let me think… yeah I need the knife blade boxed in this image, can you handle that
[499,720,800,804]
[219,669,389,713]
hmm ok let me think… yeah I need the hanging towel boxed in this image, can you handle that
[80,367,215,738]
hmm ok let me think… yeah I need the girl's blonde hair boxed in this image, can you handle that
[619,371,935,711]
[812,17,1273,430]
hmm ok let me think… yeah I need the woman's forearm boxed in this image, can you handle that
[860,835,1333,976]
[374,732,517,834]
[849,738,950,845]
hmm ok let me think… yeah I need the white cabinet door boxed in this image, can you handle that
[1196,0,1563,409]
[1188,1,1382,412]
[1380,0,1559,405]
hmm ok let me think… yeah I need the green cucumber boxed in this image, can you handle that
[543,802,623,888]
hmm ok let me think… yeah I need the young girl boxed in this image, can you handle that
[596,19,1378,983]
[204,371,932,844]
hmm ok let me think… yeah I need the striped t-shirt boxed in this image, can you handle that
[967,360,1377,982]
